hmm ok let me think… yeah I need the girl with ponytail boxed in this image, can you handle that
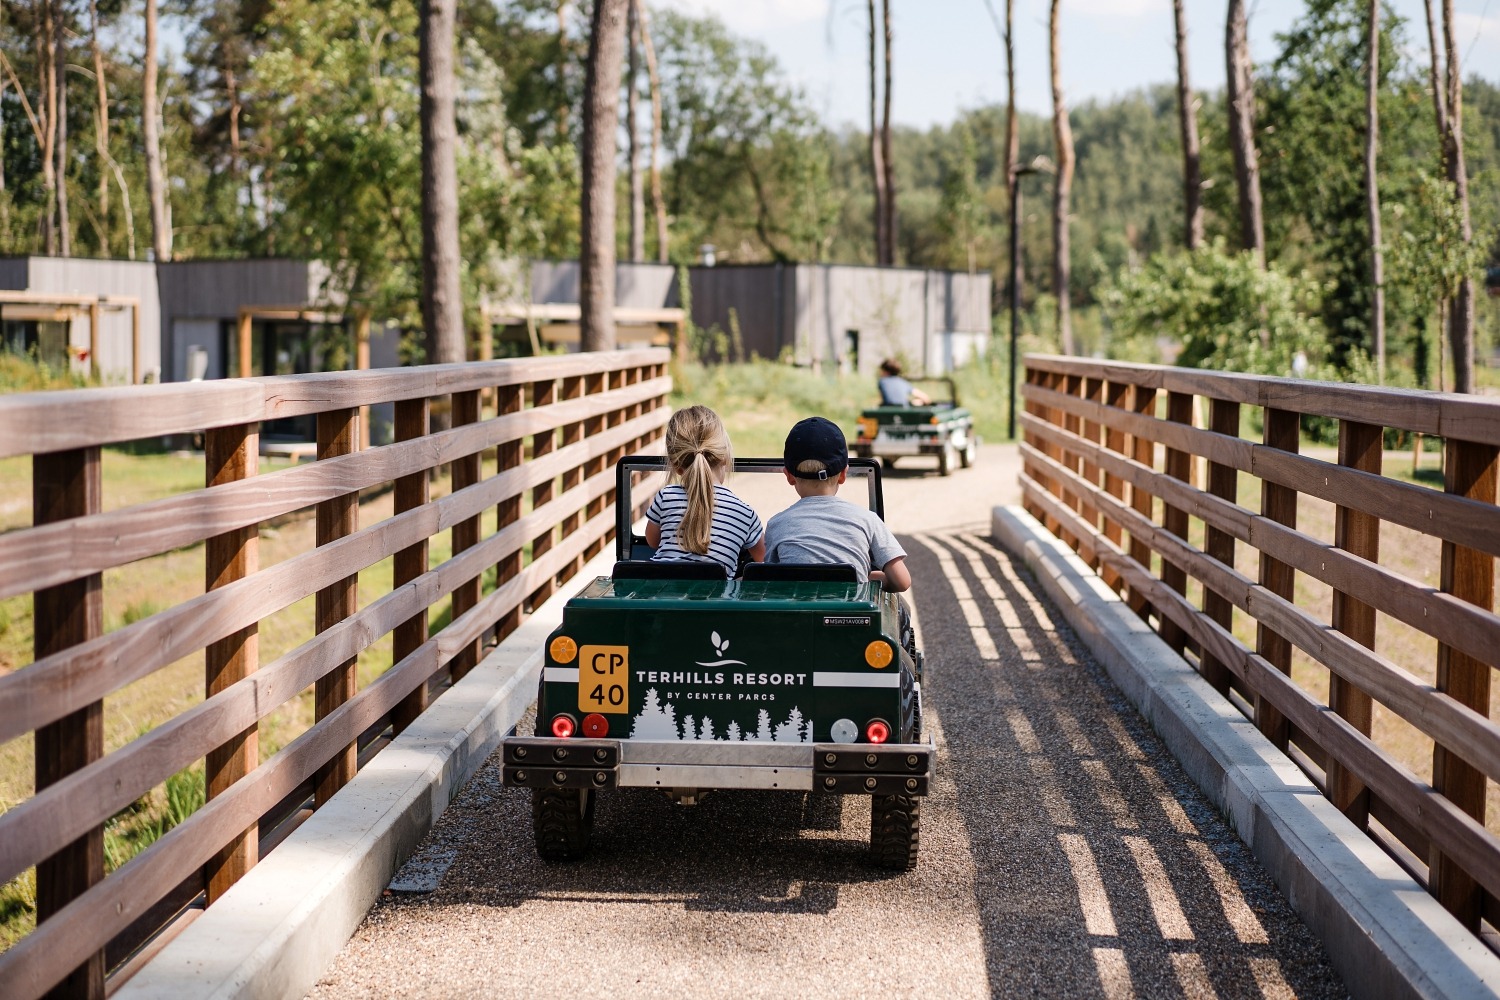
[644,405,765,577]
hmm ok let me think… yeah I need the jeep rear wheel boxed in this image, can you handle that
[870,793,920,871]
[532,787,595,862]
[961,436,977,468]
[938,443,955,476]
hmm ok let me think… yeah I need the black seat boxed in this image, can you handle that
[741,562,859,583]
[611,560,727,581]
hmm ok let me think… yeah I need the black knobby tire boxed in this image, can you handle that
[960,435,977,468]
[938,444,954,476]
[870,793,920,871]
[532,787,595,862]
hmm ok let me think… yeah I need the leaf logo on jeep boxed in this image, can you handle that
[696,630,745,668]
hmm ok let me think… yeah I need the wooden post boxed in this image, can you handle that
[355,309,372,450]
[449,390,483,680]
[1327,419,1381,826]
[87,299,101,383]
[33,446,105,999]
[204,425,260,904]
[496,385,525,640]
[314,409,358,806]
[1430,438,1497,928]
[530,378,558,608]
[1021,366,1047,525]
[582,372,609,561]
[1254,407,1299,749]
[391,398,431,734]
[1128,385,1158,618]
[1100,381,1130,597]
[1081,377,1106,580]
[559,375,586,583]
[1159,391,1194,653]
[237,308,253,379]
[1198,397,1240,693]
[130,300,141,385]
[1061,373,1086,549]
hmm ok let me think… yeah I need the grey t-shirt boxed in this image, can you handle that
[763,495,906,581]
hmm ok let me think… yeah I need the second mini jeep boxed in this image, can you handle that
[852,376,977,476]
[501,457,931,871]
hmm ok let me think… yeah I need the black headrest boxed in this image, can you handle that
[741,562,860,583]
[612,560,727,581]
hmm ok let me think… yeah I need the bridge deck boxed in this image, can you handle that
[307,448,1345,998]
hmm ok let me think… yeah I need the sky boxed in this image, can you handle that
[656,0,1500,130]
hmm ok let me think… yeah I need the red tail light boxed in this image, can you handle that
[551,714,577,738]
[582,713,609,738]
[865,719,891,744]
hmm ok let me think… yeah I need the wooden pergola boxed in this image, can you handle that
[480,301,687,360]
[236,304,374,447]
[0,289,144,382]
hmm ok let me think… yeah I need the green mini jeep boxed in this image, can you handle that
[851,376,977,476]
[501,456,932,871]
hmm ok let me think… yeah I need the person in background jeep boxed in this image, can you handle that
[877,359,930,407]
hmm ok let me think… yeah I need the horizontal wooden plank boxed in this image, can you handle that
[0,379,669,599]
[1023,412,1500,667]
[0,382,267,459]
[260,349,669,418]
[0,408,667,743]
[0,350,668,460]
[0,459,632,882]
[1027,480,1500,905]
[1024,439,1500,785]
[1025,353,1500,443]
[0,492,638,1000]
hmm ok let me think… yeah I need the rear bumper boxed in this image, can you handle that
[502,737,934,796]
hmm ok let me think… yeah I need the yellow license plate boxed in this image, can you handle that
[578,644,630,714]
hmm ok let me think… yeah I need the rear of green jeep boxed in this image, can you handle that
[502,573,931,870]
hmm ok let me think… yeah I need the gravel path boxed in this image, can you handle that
[309,446,1345,999]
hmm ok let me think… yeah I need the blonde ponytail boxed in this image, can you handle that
[664,405,732,556]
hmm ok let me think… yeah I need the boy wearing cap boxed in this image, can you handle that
[764,416,911,593]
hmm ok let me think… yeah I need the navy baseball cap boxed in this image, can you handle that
[784,416,849,480]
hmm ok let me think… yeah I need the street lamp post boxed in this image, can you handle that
[1007,157,1054,442]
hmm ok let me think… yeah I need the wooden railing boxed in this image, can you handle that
[1020,354,1500,944]
[0,348,671,999]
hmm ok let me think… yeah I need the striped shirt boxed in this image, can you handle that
[647,484,764,578]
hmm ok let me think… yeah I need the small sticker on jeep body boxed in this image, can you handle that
[822,615,871,627]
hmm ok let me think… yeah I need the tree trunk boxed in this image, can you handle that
[867,0,887,265]
[1049,0,1074,355]
[1173,0,1203,251]
[143,0,170,261]
[90,0,109,254]
[55,10,69,258]
[420,0,465,371]
[39,0,57,256]
[1004,0,1018,307]
[881,0,896,266]
[1225,0,1264,263]
[1423,0,1448,134]
[1366,0,1385,381]
[1441,0,1474,394]
[579,0,628,352]
[636,0,667,263]
[626,0,643,263]
[556,2,571,140]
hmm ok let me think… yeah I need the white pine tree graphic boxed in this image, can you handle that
[700,717,717,741]
[682,715,698,741]
[775,707,805,743]
[755,709,772,742]
[630,688,682,740]
[726,720,742,742]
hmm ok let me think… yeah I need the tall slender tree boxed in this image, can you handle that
[866,0,887,264]
[144,0,171,261]
[1365,0,1385,381]
[419,0,463,369]
[579,0,629,351]
[626,0,644,262]
[1173,0,1203,250]
[39,0,57,255]
[1049,0,1074,354]
[89,0,110,255]
[635,0,667,263]
[1440,0,1475,393]
[880,0,896,264]
[54,2,69,257]
[1225,0,1264,263]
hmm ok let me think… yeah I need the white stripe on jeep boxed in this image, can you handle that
[544,667,580,683]
[813,672,900,688]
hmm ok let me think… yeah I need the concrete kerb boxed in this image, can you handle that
[991,504,1500,1000]
[115,548,618,1000]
